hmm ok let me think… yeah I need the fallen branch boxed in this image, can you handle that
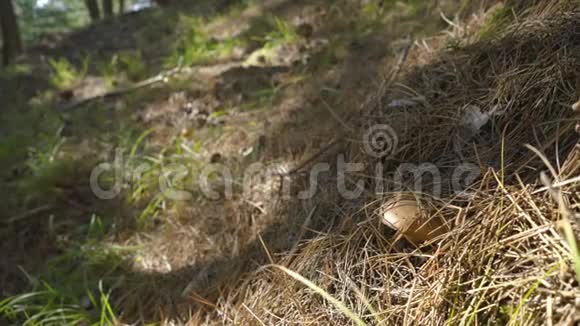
[59,64,184,111]
[3,205,53,224]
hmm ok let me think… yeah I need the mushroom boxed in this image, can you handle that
[381,196,449,245]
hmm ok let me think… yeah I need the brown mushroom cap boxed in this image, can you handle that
[381,198,449,245]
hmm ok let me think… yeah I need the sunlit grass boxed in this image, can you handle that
[97,51,147,87]
[479,3,516,39]
[49,57,89,90]
[166,15,242,66]
[272,265,368,326]
[262,16,298,48]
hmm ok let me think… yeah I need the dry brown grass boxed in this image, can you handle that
[200,1,580,325]
[218,178,579,325]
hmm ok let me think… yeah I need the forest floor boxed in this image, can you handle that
[1,0,579,325]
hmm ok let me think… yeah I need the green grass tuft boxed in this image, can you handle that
[49,57,89,90]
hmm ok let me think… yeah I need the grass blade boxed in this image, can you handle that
[271,264,368,326]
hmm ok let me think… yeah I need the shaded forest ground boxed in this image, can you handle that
[1,0,579,325]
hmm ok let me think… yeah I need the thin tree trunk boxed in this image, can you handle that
[102,0,114,18]
[118,0,126,14]
[0,0,22,66]
[84,0,101,22]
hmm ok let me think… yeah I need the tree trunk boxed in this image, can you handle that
[0,0,22,66]
[102,0,114,18]
[118,0,126,14]
[84,0,101,22]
